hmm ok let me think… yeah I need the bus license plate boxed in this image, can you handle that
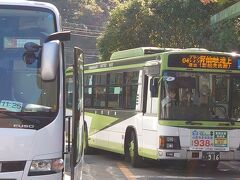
[202,152,220,161]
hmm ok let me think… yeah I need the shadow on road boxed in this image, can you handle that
[85,150,240,179]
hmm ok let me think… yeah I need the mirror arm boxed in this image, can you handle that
[45,31,71,42]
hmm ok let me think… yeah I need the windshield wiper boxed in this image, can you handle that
[0,108,8,112]
[185,121,202,125]
[0,110,41,125]
[210,116,235,125]
[10,113,41,125]
[23,104,52,112]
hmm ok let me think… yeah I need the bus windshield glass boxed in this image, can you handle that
[0,7,57,116]
[160,71,240,122]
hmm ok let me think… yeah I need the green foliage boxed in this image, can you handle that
[35,0,240,62]
[97,0,240,61]
[97,0,213,61]
[97,0,154,60]
[35,0,120,25]
[208,18,240,52]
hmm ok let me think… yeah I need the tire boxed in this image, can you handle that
[125,131,142,167]
[83,125,96,155]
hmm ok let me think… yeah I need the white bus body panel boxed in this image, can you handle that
[0,1,64,179]
[157,126,240,160]
[142,115,158,151]
[0,171,62,180]
[87,110,240,161]
[29,110,64,159]
[0,115,63,179]
[23,173,62,180]
[0,129,36,161]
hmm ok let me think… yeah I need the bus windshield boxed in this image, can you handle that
[0,7,57,115]
[160,71,240,122]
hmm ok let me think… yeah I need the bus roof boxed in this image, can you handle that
[0,1,59,15]
[0,1,60,30]
[110,47,181,61]
[84,47,240,74]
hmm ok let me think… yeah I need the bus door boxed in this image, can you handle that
[142,75,159,122]
[70,47,85,180]
[141,74,159,151]
[142,62,160,118]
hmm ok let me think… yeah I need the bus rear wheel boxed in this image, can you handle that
[125,131,142,167]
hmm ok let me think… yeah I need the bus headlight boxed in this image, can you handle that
[28,158,64,176]
[166,143,174,149]
[159,136,181,149]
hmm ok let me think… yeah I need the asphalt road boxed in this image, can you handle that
[81,150,240,180]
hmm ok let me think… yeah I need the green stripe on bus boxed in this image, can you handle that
[139,148,158,160]
[85,63,145,74]
[86,112,119,135]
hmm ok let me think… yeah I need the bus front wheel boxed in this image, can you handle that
[83,124,96,154]
[125,131,142,167]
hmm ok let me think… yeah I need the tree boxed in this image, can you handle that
[97,0,215,61]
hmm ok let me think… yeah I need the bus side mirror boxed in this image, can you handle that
[45,31,71,42]
[41,40,60,81]
[41,31,71,81]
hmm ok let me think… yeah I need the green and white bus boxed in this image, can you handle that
[84,47,240,167]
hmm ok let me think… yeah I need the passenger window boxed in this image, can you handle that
[93,86,106,108]
[108,73,123,109]
[124,71,139,109]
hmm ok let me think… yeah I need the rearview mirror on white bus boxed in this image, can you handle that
[41,40,60,81]
[41,31,71,81]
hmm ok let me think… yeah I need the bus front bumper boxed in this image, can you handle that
[157,149,240,161]
[0,172,62,180]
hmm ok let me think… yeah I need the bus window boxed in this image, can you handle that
[179,88,194,107]
[160,79,178,119]
[84,87,93,107]
[232,77,240,118]
[92,74,107,108]
[160,72,213,120]
[109,73,123,84]
[66,78,73,109]
[108,86,123,108]
[108,73,123,109]
[93,86,106,108]
[124,71,139,109]
[94,74,107,85]
[84,75,93,107]
[213,76,228,103]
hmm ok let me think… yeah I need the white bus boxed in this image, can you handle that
[84,47,240,168]
[0,1,84,179]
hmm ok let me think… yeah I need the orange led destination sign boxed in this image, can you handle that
[168,54,240,70]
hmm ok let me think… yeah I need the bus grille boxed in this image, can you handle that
[0,161,26,173]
